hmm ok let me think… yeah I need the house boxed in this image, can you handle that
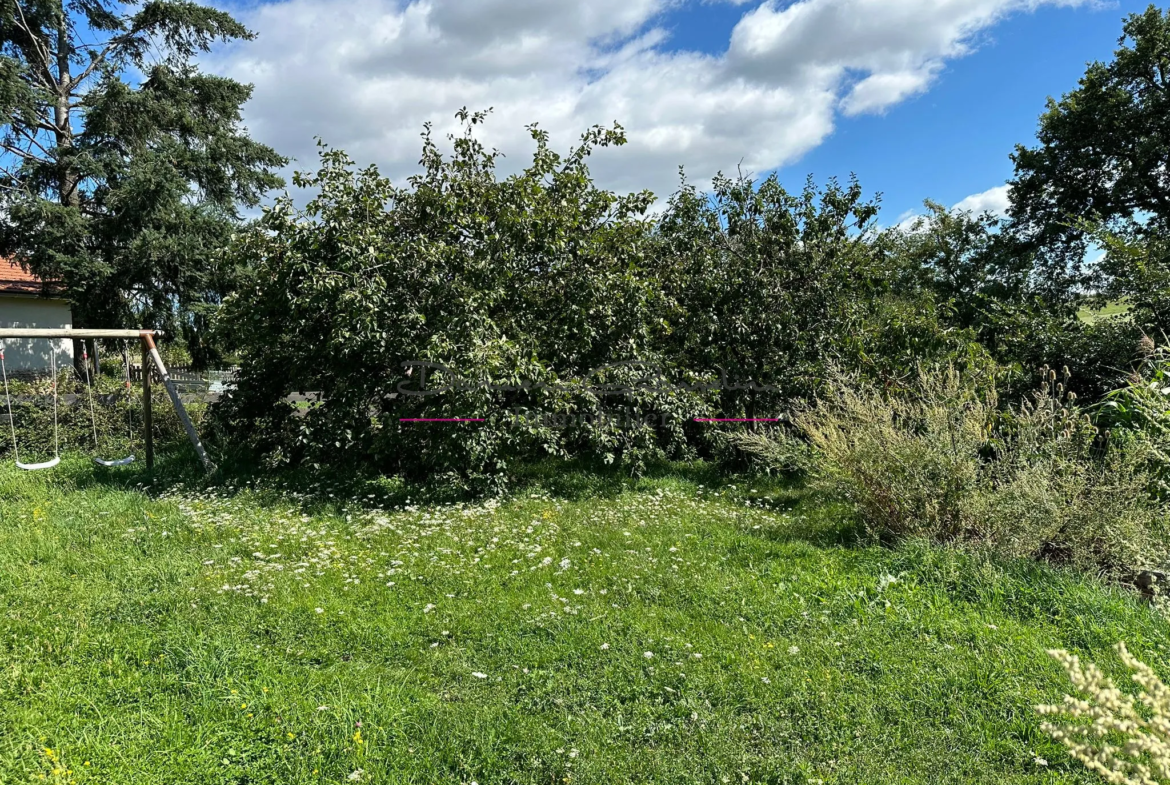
[0,258,73,374]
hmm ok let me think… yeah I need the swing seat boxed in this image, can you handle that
[16,457,61,471]
[94,455,135,467]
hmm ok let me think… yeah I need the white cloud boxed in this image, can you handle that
[889,183,1012,230]
[893,208,924,232]
[210,0,1090,201]
[953,184,1011,216]
[840,69,937,115]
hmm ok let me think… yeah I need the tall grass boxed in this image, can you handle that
[798,366,1170,577]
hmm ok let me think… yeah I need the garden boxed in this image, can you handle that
[4,2,1170,783]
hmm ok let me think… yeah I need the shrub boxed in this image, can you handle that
[712,425,814,476]
[839,292,993,392]
[0,370,198,461]
[1098,342,1170,496]
[798,365,1170,576]
[651,171,888,412]
[215,113,711,492]
[1039,643,1170,785]
[987,302,1144,404]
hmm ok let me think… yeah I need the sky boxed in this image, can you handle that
[205,0,1153,223]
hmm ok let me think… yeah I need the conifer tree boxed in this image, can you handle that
[0,0,286,364]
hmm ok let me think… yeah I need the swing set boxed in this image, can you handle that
[0,328,215,474]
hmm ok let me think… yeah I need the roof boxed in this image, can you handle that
[0,258,60,296]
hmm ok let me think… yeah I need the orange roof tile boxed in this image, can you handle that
[0,258,58,295]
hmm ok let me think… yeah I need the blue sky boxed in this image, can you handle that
[209,0,1153,221]
[765,2,1145,220]
[650,0,1144,219]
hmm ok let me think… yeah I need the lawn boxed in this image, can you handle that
[1,455,1167,784]
[1077,298,1132,325]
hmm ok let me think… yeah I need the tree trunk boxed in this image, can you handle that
[53,10,78,208]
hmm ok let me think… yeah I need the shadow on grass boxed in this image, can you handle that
[66,443,762,499]
[44,444,1130,626]
[61,442,870,551]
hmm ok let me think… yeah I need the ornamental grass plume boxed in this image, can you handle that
[1038,643,1170,784]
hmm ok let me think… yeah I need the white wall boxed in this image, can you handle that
[0,296,74,373]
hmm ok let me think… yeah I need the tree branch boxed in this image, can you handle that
[12,2,58,90]
[12,123,54,160]
[69,30,139,92]
[0,140,50,164]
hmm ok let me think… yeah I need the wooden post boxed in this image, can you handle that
[142,340,153,471]
[143,334,215,475]
[0,329,215,475]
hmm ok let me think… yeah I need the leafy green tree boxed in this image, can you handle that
[652,172,885,417]
[0,0,286,364]
[1083,220,1170,342]
[1008,4,1170,300]
[217,112,706,488]
[890,201,1029,330]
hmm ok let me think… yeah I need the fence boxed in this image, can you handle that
[5,392,223,406]
[128,364,237,390]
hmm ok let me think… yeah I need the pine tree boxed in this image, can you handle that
[0,0,286,364]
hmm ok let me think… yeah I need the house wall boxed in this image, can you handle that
[0,296,74,373]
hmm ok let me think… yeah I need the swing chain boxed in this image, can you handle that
[82,343,100,448]
[1,344,19,465]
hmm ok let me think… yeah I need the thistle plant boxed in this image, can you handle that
[1038,643,1170,784]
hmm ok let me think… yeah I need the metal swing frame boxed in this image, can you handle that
[0,329,215,475]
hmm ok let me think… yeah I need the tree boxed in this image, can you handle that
[1007,4,1170,302]
[216,113,705,489]
[652,172,885,416]
[0,0,286,364]
[890,200,1029,330]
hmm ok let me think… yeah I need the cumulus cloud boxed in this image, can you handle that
[953,184,1012,216]
[890,183,1013,231]
[210,0,1089,200]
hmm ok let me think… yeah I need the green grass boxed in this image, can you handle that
[1077,298,1131,325]
[1,455,1168,784]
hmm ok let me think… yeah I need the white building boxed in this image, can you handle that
[0,259,73,374]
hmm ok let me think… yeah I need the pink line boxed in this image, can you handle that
[400,418,484,422]
[694,418,780,422]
